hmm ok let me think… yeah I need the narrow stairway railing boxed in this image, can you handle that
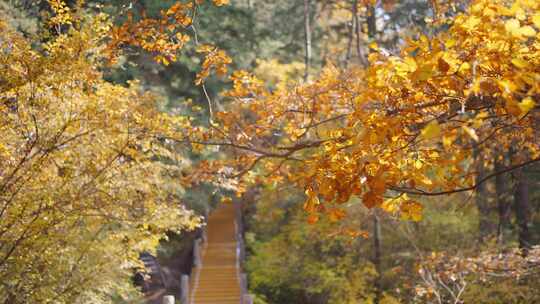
[186,217,205,304]
[176,213,206,304]
[168,232,202,304]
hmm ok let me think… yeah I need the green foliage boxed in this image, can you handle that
[462,276,540,304]
[245,187,377,304]
[244,188,498,303]
[247,217,377,304]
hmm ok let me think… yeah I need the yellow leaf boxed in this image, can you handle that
[400,200,423,222]
[519,26,536,37]
[212,0,229,6]
[382,198,399,213]
[462,126,479,141]
[196,44,215,53]
[154,55,170,66]
[533,14,540,28]
[395,57,417,76]
[505,19,520,33]
[505,19,536,38]
[443,135,454,149]
[511,58,528,68]
[445,38,456,48]
[419,175,433,186]
[498,79,517,93]
[303,190,320,212]
[518,97,536,114]
[421,120,441,140]
[462,16,481,31]
[473,111,488,128]
[458,62,471,74]
[413,64,434,81]
[404,56,418,71]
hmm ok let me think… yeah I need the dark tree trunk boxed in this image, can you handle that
[367,4,376,42]
[373,213,382,304]
[475,150,491,242]
[303,0,312,82]
[366,6,382,304]
[495,152,511,245]
[345,0,357,66]
[355,5,368,66]
[514,167,531,253]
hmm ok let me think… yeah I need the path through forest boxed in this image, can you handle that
[190,204,242,303]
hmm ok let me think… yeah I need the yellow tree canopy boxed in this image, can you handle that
[183,0,540,222]
[0,8,199,303]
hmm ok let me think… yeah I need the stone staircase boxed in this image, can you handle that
[190,204,242,304]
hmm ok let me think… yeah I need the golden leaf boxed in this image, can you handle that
[519,26,537,37]
[518,97,536,114]
[400,200,423,222]
[505,19,521,34]
[421,120,441,140]
[462,126,479,141]
[533,14,540,28]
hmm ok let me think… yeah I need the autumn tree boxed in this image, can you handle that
[182,0,540,227]
[0,0,236,301]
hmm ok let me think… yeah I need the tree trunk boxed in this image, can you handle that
[345,0,357,66]
[303,0,312,82]
[495,152,511,245]
[367,4,376,43]
[355,3,368,66]
[367,7,381,304]
[373,213,382,304]
[475,150,490,242]
[514,167,531,253]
